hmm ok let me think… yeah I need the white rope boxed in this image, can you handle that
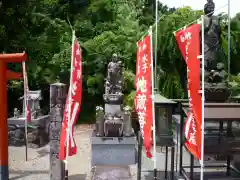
[138,15,166,42]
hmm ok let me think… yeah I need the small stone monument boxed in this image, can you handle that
[8,90,50,146]
[91,54,136,167]
[20,90,43,118]
[49,83,65,180]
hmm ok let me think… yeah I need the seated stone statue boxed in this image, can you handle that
[206,63,226,83]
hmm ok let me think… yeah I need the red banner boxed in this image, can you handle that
[59,36,83,160]
[135,35,153,158]
[175,24,202,159]
[22,62,31,122]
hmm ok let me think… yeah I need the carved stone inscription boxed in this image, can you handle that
[49,83,66,180]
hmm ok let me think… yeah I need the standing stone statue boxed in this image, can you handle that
[203,0,221,74]
[201,0,230,102]
[103,53,123,104]
[91,54,136,168]
[95,54,134,137]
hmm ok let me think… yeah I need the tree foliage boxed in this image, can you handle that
[1,0,240,121]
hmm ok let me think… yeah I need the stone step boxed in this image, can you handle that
[92,165,131,180]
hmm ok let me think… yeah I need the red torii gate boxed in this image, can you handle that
[0,53,28,179]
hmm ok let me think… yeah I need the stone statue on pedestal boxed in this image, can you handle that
[95,54,134,137]
[91,55,136,167]
[201,0,230,102]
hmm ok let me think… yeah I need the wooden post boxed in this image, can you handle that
[49,83,66,180]
[0,61,8,180]
[0,53,27,180]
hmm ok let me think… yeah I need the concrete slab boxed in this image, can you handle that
[91,135,137,166]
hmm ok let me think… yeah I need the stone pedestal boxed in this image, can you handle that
[91,131,137,166]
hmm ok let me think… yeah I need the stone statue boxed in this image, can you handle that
[202,0,222,78]
[201,0,230,102]
[103,54,123,104]
[95,54,134,137]
[107,54,122,85]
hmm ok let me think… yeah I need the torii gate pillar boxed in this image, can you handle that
[0,53,28,179]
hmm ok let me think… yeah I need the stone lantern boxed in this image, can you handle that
[154,93,177,146]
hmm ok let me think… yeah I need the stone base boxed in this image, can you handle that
[91,132,137,166]
[204,86,230,102]
[0,165,9,180]
[8,115,50,147]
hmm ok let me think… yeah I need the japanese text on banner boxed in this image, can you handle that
[175,24,202,160]
[135,35,153,158]
[59,38,83,160]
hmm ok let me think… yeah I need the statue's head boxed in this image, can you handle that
[112,53,118,62]
[217,63,224,70]
[204,0,215,17]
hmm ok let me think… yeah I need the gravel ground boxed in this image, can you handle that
[9,124,94,180]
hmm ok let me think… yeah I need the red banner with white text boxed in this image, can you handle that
[175,24,202,159]
[135,35,153,158]
[59,36,83,160]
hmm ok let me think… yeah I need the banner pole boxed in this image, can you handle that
[200,15,205,180]
[154,0,158,89]
[22,61,28,161]
[149,26,157,179]
[65,30,75,180]
[227,0,231,82]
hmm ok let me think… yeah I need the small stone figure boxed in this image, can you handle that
[13,108,20,118]
[206,63,227,84]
